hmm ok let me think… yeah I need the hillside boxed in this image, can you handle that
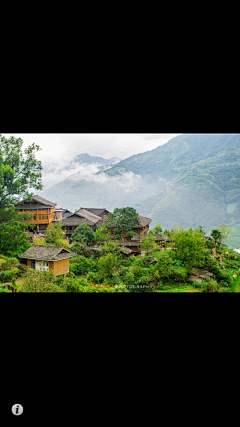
[42,134,240,247]
[72,153,121,166]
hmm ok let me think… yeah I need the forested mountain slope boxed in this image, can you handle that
[42,134,240,247]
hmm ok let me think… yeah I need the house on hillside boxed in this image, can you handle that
[52,209,64,222]
[131,233,171,244]
[76,208,109,225]
[119,215,152,239]
[18,245,77,276]
[118,233,171,253]
[61,213,98,242]
[62,209,73,218]
[133,215,152,234]
[53,209,74,222]
[61,208,110,242]
[15,195,57,233]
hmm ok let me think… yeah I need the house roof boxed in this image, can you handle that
[32,195,57,206]
[134,215,152,228]
[131,233,170,242]
[62,209,73,218]
[18,245,77,261]
[16,195,57,207]
[119,247,134,255]
[75,209,102,223]
[118,241,141,247]
[61,214,95,227]
[82,208,109,216]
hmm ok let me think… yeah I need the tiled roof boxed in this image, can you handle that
[83,208,109,216]
[131,233,170,242]
[134,215,152,228]
[118,241,141,247]
[75,209,101,223]
[18,245,77,261]
[119,247,133,254]
[32,195,57,206]
[61,214,95,227]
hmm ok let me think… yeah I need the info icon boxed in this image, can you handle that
[12,404,23,416]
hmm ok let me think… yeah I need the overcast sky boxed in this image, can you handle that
[1,133,182,169]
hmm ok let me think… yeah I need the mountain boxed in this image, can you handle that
[72,153,121,166]
[41,135,240,248]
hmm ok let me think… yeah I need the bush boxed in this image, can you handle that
[18,269,67,292]
[69,256,97,276]
[0,268,19,283]
[192,278,220,293]
[204,256,232,284]
[171,266,188,282]
[32,237,47,245]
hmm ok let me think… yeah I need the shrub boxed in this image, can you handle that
[171,266,188,282]
[18,269,67,292]
[192,278,220,293]
[32,237,46,245]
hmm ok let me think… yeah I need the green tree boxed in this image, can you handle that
[98,253,119,279]
[94,226,111,245]
[71,223,95,244]
[197,225,206,236]
[216,225,232,244]
[210,229,222,245]
[45,221,66,245]
[18,269,67,292]
[140,233,159,256]
[171,227,207,271]
[104,207,140,237]
[0,219,31,256]
[153,222,163,234]
[0,134,43,209]
[71,241,93,257]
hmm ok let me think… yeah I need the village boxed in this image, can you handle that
[1,132,240,293]
[15,194,172,277]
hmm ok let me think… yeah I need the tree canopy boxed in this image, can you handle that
[45,221,66,245]
[0,134,43,209]
[71,223,95,244]
[171,227,207,271]
[0,219,31,256]
[104,207,141,236]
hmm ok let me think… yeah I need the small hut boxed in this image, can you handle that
[18,245,77,276]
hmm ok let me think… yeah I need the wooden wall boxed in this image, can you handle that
[26,258,69,276]
[18,207,55,225]
[49,258,69,276]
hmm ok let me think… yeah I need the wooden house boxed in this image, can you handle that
[132,215,152,235]
[61,213,97,242]
[118,233,171,252]
[77,208,110,225]
[61,209,73,219]
[15,195,57,233]
[18,245,77,276]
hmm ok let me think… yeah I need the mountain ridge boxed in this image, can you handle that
[41,134,240,247]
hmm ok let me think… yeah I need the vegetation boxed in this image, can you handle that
[0,219,31,257]
[104,207,141,237]
[45,221,66,246]
[0,134,42,209]
[1,135,240,292]
[71,223,95,244]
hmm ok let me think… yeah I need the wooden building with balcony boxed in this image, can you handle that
[15,195,57,233]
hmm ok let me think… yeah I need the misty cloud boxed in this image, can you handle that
[68,164,144,194]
